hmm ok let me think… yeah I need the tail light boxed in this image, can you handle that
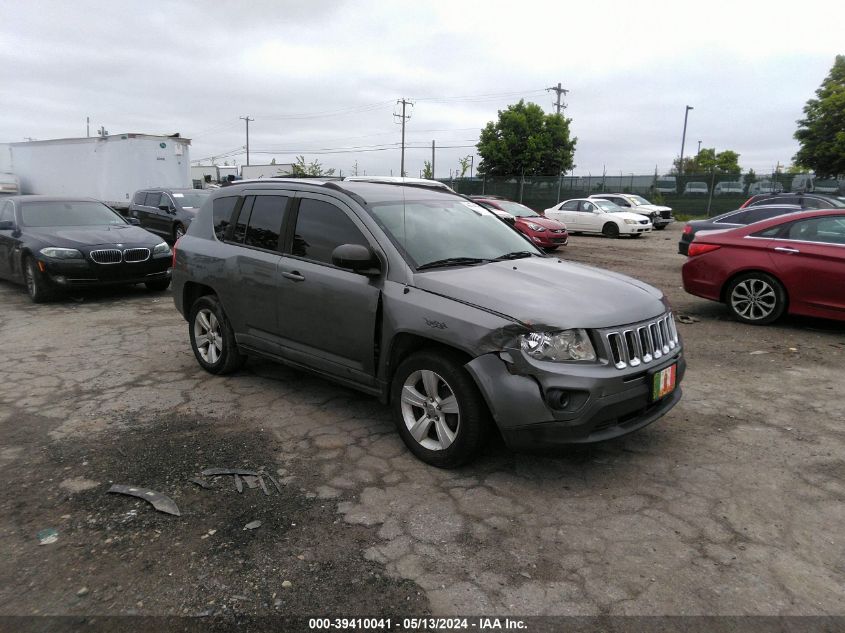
[688,243,722,257]
[172,239,179,268]
[682,224,693,235]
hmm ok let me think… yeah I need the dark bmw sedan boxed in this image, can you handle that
[129,188,211,242]
[0,196,172,302]
[678,204,802,255]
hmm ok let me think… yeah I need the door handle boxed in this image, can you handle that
[774,246,800,254]
[281,271,305,282]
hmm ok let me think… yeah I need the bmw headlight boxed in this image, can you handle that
[152,242,172,255]
[624,219,638,225]
[525,222,546,232]
[40,247,83,259]
[520,329,596,362]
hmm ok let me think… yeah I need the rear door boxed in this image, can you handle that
[548,200,579,228]
[768,215,845,316]
[275,193,382,384]
[150,192,176,237]
[0,200,17,280]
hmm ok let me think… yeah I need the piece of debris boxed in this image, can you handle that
[207,529,217,536]
[244,520,262,530]
[788,347,798,352]
[201,467,259,477]
[281,580,292,588]
[107,485,181,516]
[243,475,260,489]
[76,587,89,597]
[259,476,270,496]
[37,528,59,545]
[676,314,698,324]
[749,350,770,355]
[264,473,283,493]
[234,473,243,493]
[189,477,213,490]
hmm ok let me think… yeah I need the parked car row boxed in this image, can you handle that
[655,174,842,196]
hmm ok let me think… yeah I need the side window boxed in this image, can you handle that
[244,195,288,251]
[158,194,172,210]
[0,201,13,224]
[581,202,595,212]
[560,200,579,211]
[802,198,827,210]
[133,191,147,204]
[744,207,794,224]
[788,216,845,244]
[716,211,747,224]
[291,198,367,265]
[212,196,239,241]
[144,192,160,206]
[752,225,784,238]
[614,198,629,207]
[231,197,254,244]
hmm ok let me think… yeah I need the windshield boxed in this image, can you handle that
[172,192,210,209]
[369,197,541,268]
[628,195,650,205]
[21,201,127,227]
[594,200,623,212]
[494,200,539,217]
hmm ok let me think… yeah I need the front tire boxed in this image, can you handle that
[725,272,786,325]
[188,295,245,374]
[602,222,620,238]
[24,256,52,303]
[390,349,490,468]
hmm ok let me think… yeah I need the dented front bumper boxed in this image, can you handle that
[465,348,685,450]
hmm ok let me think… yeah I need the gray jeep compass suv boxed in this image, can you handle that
[172,179,685,467]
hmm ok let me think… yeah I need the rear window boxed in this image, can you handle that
[212,196,239,241]
[244,195,288,251]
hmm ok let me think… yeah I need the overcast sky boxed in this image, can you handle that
[1,0,842,178]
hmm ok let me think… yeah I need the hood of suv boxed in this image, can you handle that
[413,257,665,329]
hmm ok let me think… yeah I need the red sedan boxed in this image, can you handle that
[470,196,569,250]
[682,209,845,324]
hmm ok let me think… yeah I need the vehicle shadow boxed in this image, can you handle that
[0,278,170,307]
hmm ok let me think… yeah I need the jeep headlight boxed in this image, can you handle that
[152,242,171,255]
[40,247,83,259]
[520,329,596,362]
[624,219,638,225]
[525,222,546,232]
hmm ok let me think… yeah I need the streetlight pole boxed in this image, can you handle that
[697,140,702,155]
[679,105,694,177]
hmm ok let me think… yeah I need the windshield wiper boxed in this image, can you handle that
[493,251,541,261]
[417,257,491,271]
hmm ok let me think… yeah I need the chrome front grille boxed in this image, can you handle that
[605,313,679,370]
[89,249,122,264]
[123,248,150,262]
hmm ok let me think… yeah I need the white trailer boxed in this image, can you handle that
[0,134,191,211]
[191,165,219,186]
[241,163,293,179]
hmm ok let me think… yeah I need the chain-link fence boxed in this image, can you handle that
[441,172,843,216]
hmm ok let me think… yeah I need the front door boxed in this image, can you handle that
[276,193,382,384]
[0,200,17,280]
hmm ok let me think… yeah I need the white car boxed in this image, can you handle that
[545,198,652,238]
[713,181,744,196]
[589,193,674,230]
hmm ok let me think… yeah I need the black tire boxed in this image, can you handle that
[145,279,171,292]
[173,223,186,242]
[188,295,246,374]
[631,233,644,238]
[654,225,667,231]
[602,222,620,238]
[725,272,787,325]
[543,246,559,253]
[23,256,52,303]
[390,349,490,468]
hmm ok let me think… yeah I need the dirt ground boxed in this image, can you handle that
[0,222,843,621]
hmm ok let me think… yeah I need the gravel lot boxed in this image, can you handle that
[1,223,843,618]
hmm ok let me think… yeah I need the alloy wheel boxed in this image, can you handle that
[730,278,777,321]
[400,369,461,451]
[193,308,223,364]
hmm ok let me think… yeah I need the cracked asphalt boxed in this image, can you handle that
[0,223,843,617]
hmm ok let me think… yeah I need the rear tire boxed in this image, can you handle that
[725,272,787,325]
[390,349,490,468]
[602,222,620,238]
[188,295,246,374]
[654,225,667,231]
[24,256,52,303]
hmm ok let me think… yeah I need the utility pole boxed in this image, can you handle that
[86,117,90,138]
[394,98,413,177]
[679,105,694,177]
[431,140,435,179]
[546,82,568,115]
[240,116,254,166]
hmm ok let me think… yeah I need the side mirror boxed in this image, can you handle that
[159,205,173,213]
[331,243,380,275]
[0,220,15,231]
[127,217,141,226]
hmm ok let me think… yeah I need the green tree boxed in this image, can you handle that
[794,55,845,177]
[476,100,576,179]
[743,169,758,186]
[715,150,741,174]
[457,156,471,178]
[422,160,433,179]
[291,155,336,177]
